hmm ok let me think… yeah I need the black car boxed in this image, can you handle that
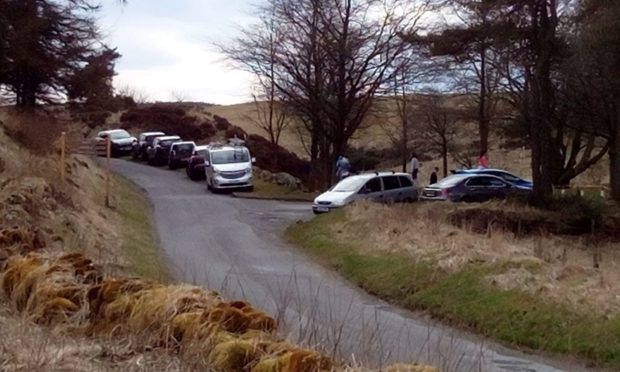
[146,136,182,166]
[132,131,165,160]
[168,141,196,169]
[96,129,137,157]
[186,145,208,180]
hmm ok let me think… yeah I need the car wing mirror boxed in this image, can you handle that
[204,161,211,167]
[251,157,256,164]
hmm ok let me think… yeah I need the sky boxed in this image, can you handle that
[99,0,258,105]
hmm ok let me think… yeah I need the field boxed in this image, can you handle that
[287,201,620,369]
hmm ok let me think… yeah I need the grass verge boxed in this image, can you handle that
[111,174,171,282]
[235,179,317,202]
[285,210,620,369]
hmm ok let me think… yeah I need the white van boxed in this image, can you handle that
[204,142,255,192]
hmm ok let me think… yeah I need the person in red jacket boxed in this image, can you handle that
[478,150,489,169]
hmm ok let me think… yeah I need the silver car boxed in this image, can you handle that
[312,172,418,214]
[204,143,256,192]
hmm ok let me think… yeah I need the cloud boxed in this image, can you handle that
[100,0,256,104]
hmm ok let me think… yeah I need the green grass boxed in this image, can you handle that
[111,175,171,282]
[286,211,620,368]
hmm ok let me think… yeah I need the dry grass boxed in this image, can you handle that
[336,201,620,317]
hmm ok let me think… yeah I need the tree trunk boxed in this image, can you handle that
[442,140,448,178]
[479,44,489,154]
[610,131,620,201]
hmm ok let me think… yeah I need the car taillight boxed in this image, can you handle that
[441,188,452,197]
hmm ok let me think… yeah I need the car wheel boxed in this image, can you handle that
[246,185,254,192]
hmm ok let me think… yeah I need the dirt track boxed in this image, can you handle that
[111,159,585,372]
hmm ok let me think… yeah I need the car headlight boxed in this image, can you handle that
[245,167,252,175]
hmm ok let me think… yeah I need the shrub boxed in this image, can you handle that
[225,126,248,140]
[548,194,607,231]
[246,134,310,182]
[199,121,217,139]
[120,105,202,140]
[213,115,231,131]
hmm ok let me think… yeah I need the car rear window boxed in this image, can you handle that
[175,144,194,151]
[382,176,401,190]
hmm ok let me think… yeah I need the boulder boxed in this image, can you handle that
[274,172,302,189]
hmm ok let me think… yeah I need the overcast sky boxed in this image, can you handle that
[99,0,257,105]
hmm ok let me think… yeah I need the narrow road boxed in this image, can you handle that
[112,159,586,372]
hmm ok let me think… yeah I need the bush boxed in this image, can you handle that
[225,126,247,140]
[120,105,202,140]
[213,115,231,131]
[198,121,217,139]
[548,194,607,231]
[246,134,310,182]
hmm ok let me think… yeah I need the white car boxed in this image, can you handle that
[312,172,418,214]
[204,143,256,192]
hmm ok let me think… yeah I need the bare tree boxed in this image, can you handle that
[170,90,189,103]
[116,85,149,105]
[223,0,428,188]
[418,94,459,177]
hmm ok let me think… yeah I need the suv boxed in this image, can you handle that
[168,141,196,169]
[312,172,418,214]
[132,131,165,160]
[95,129,137,157]
[204,142,255,192]
[146,136,182,166]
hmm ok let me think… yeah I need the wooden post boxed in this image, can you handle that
[60,132,66,183]
[105,136,111,208]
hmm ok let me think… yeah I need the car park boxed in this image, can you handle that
[451,168,532,190]
[168,141,196,169]
[133,131,165,160]
[186,145,208,180]
[421,173,529,202]
[312,172,418,214]
[147,135,182,166]
[204,142,255,192]
[96,129,137,157]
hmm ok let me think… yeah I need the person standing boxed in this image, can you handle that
[410,152,420,187]
[336,155,351,180]
[430,167,439,185]
[478,150,489,169]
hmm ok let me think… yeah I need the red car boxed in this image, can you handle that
[186,145,208,180]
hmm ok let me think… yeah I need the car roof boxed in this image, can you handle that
[194,145,208,151]
[141,131,165,136]
[171,141,195,146]
[457,168,513,174]
[208,145,247,151]
[99,129,128,134]
[154,136,180,141]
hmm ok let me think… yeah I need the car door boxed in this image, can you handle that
[398,175,416,201]
[381,175,402,202]
[360,177,384,202]
[464,176,493,202]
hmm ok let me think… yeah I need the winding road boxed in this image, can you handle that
[111,159,588,372]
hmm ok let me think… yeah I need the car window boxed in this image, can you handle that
[109,131,130,140]
[211,149,250,164]
[398,176,413,188]
[495,172,519,183]
[195,149,207,157]
[364,177,382,193]
[382,176,400,191]
[466,177,494,187]
[489,178,508,187]
[174,143,194,151]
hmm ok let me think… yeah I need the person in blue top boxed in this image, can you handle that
[336,155,351,180]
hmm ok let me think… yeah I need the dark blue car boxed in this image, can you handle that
[421,173,530,202]
[451,168,533,190]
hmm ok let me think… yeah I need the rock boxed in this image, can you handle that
[274,172,301,189]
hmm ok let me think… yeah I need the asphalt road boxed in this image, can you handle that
[111,159,587,372]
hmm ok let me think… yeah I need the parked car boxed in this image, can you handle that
[132,131,165,160]
[95,129,136,157]
[168,141,196,169]
[186,145,208,180]
[312,172,418,214]
[146,136,182,166]
[421,173,529,202]
[204,142,255,192]
[451,168,533,190]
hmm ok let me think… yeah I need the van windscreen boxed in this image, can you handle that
[211,149,249,164]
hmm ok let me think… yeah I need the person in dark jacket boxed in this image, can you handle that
[430,167,439,185]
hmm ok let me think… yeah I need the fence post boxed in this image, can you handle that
[105,137,111,208]
[60,131,66,183]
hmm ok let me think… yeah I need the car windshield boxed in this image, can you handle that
[331,177,368,192]
[435,174,470,187]
[211,149,250,164]
[160,140,178,147]
[109,131,130,140]
[196,149,207,157]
